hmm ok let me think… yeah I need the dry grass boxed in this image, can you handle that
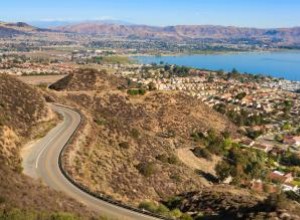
[0,74,53,169]
[0,165,96,219]
[176,147,221,177]
[50,69,239,205]
[0,75,101,219]
[18,75,66,86]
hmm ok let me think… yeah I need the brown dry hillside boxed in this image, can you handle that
[50,69,239,204]
[54,23,300,45]
[0,74,53,169]
[49,68,127,91]
[169,188,300,219]
[0,74,98,219]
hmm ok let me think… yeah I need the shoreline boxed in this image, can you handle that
[127,48,300,57]
[130,50,300,83]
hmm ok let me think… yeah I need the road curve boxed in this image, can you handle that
[22,104,159,220]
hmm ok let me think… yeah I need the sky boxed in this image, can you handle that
[1,0,300,28]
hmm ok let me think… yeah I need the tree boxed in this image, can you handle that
[164,64,171,71]
[148,82,157,91]
[216,69,224,76]
[216,160,232,181]
[235,92,247,100]
[192,147,213,161]
[275,134,283,143]
[282,122,292,131]
[232,68,239,74]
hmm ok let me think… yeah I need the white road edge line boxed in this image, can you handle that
[35,116,66,169]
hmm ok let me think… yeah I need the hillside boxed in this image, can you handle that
[0,74,98,219]
[48,69,300,219]
[54,23,300,46]
[50,69,242,205]
[0,21,48,37]
[165,188,300,219]
[0,74,53,169]
[0,24,26,37]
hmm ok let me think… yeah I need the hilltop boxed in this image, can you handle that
[0,21,49,37]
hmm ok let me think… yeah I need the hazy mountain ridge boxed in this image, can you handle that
[0,21,52,37]
[1,21,299,48]
[53,23,300,44]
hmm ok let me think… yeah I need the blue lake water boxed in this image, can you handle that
[134,51,300,81]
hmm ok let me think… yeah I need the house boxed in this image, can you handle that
[250,179,278,193]
[268,171,294,184]
[283,135,296,146]
[270,146,285,156]
[253,143,273,153]
[293,136,300,146]
[240,139,255,147]
[283,136,300,147]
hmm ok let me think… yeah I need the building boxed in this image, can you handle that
[268,171,294,184]
[253,143,273,153]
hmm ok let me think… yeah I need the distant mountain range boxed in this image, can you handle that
[1,21,300,48]
[53,22,300,44]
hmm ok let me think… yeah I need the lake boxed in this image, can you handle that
[134,51,300,81]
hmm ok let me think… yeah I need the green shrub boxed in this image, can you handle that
[169,209,182,218]
[127,89,146,96]
[180,213,193,220]
[0,209,34,220]
[138,201,158,213]
[168,154,179,164]
[139,201,188,219]
[119,142,130,149]
[215,160,233,181]
[170,173,181,182]
[131,128,140,139]
[148,82,157,91]
[50,212,79,220]
[165,196,183,210]
[94,117,106,125]
[156,154,178,165]
[0,196,5,204]
[192,147,213,161]
[235,92,247,100]
[136,162,157,177]
[156,204,170,215]
[156,154,169,163]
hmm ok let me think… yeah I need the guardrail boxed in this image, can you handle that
[55,104,171,220]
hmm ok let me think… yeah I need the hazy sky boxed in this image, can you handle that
[1,0,300,28]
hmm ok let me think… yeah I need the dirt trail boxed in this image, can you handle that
[176,147,221,176]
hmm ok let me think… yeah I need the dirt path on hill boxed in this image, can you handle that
[176,147,221,176]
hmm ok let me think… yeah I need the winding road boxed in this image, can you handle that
[22,104,159,220]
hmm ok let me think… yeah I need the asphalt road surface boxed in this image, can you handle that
[22,104,159,220]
